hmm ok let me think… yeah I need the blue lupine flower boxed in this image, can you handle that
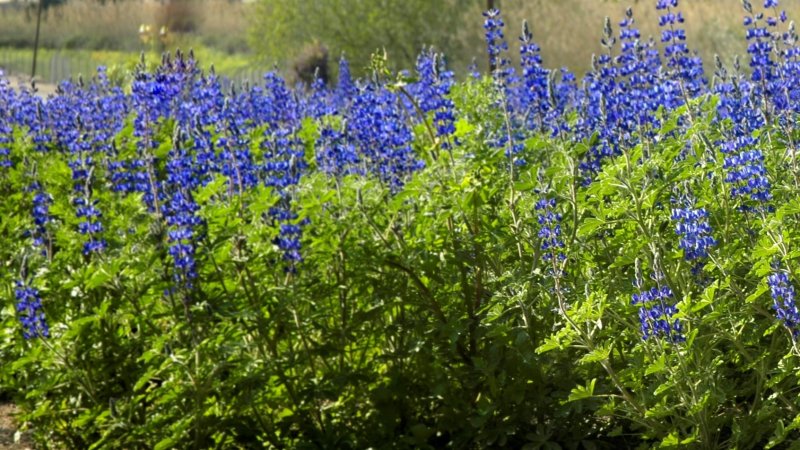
[163,188,201,287]
[0,71,14,169]
[714,52,772,210]
[347,85,424,192]
[336,56,357,105]
[304,76,336,119]
[631,280,684,343]
[519,20,552,134]
[671,202,717,263]
[14,281,49,339]
[657,0,706,99]
[576,18,623,180]
[42,67,133,257]
[768,265,800,338]
[739,0,783,116]
[218,132,259,197]
[23,181,53,253]
[723,150,772,202]
[413,50,456,146]
[483,9,513,84]
[535,197,565,265]
[316,127,361,177]
[614,8,662,141]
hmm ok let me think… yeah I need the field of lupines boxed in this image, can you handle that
[6,0,800,448]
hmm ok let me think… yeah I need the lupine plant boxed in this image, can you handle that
[6,1,800,448]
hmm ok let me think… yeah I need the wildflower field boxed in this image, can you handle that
[4,0,800,448]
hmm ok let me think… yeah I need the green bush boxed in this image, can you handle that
[4,53,800,449]
[248,0,469,75]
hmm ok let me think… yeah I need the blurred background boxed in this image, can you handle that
[0,0,789,89]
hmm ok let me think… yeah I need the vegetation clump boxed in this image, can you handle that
[4,1,800,448]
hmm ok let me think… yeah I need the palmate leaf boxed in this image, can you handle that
[578,344,611,365]
[566,379,596,403]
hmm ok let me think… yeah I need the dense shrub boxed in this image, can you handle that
[4,1,800,449]
[249,0,467,75]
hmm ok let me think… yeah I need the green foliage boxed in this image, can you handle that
[6,74,800,449]
[248,0,469,75]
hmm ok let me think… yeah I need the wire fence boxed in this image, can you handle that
[0,49,268,89]
[0,49,94,84]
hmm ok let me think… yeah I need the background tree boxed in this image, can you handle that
[248,0,472,77]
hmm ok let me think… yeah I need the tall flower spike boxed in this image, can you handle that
[768,265,800,339]
[413,50,456,145]
[0,70,13,169]
[658,0,706,99]
[346,85,424,192]
[614,7,663,143]
[714,48,771,211]
[671,198,717,274]
[576,15,624,181]
[15,281,49,340]
[631,275,684,343]
[28,181,53,254]
[519,20,551,133]
[535,197,565,269]
[336,55,357,105]
[483,9,513,84]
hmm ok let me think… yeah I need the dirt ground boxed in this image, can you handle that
[0,403,33,450]
[4,73,57,98]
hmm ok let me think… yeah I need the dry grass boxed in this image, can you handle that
[0,0,250,53]
[0,0,794,76]
[460,0,798,73]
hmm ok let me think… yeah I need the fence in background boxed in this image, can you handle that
[0,50,94,85]
[0,49,268,89]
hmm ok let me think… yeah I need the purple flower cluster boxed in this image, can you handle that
[347,85,424,192]
[413,50,456,146]
[483,9,513,83]
[671,203,717,263]
[632,281,684,343]
[0,71,12,169]
[768,266,800,338]
[715,12,773,209]
[658,0,705,98]
[3,2,800,340]
[28,182,53,252]
[535,197,565,265]
[15,281,49,340]
[519,20,550,133]
[316,128,360,177]
[723,149,772,203]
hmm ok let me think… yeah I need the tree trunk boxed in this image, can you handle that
[31,0,44,85]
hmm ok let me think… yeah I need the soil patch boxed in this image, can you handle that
[0,403,33,450]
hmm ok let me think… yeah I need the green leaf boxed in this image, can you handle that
[577,218,604,238]
[566,379,596,403]
[536,337,563,354]
[195,176,227,205]
[660,432,680,447]
[645,354,666,376]
[154,437,179,450]
[579,344,611,365]
[154,137,172,160]
[85,267,113,290]
[454,118,475,138]
[746,283,769,304]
